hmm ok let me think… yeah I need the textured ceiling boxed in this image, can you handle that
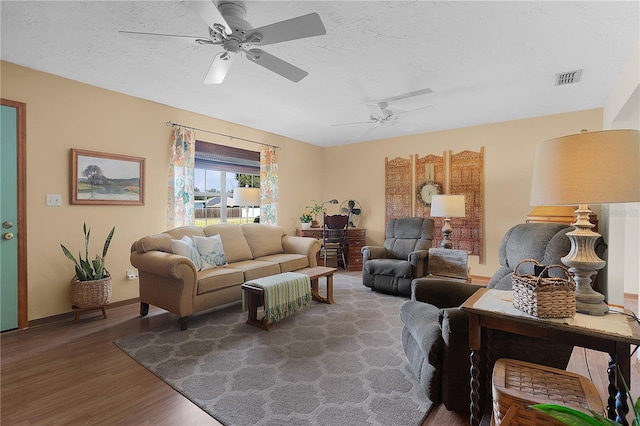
[1,1,638,146]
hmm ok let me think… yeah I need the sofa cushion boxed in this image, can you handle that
[135,226,205,253]
[242,223,285,259]
[197,267,244,295]
[170,236,202,270]
[365,258,413,278]
[226,260,281,282]
[203,223,253,263]
[194,234,228,269]
[256,253,309,272]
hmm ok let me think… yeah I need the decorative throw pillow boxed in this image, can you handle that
[194,234,228,270]
[170,236,202,270]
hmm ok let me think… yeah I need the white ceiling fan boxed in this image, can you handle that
[333,88,434,139]
[120,1,326,84]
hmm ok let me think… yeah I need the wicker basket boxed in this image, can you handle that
[511,259,575,318]
[71,273,111,308]
[492,358,604,425]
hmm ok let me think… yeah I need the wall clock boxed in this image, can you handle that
[418,162,440,206]
[418,181,440,206]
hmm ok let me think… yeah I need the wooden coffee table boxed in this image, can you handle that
[242,267,337,331]
[296,266,337,304]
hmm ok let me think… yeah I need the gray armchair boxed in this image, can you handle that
[399,222,607,412]
[361,217,435,296]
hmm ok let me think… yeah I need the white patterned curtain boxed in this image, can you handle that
[260,145,278,224]
[167,126,196,229]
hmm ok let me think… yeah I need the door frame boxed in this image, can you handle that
[1,98,28,329]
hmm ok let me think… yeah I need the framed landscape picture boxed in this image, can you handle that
[70,149,145,205]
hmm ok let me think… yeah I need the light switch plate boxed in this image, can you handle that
[46,194,62,206]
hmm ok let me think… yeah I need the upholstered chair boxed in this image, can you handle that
[399,222,607,412]
[361,217,435,296]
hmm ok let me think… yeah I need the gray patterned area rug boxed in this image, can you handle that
[115,273,432,426]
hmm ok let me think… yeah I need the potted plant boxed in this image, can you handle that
[61,222,115,309]
[300,212,313,229]
[306,200,323,228]
[531,372,638,425]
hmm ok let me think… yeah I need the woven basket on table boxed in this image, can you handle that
[71,273,111,309]
[511,259,575,318]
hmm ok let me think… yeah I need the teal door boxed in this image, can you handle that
[1,105,19,331]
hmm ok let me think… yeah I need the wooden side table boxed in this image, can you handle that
[461,288,640,426]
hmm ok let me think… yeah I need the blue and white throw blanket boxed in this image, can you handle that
[243,272,312,323]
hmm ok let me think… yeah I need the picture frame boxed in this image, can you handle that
[70,149,145,205]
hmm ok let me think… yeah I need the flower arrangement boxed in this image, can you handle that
[300,212,313,223]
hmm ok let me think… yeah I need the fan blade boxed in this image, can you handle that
[357,123,380,139]
[394,105,434,116]
[245,49,308,82]
[379,88,433,103]
[331,120,376,127]
[119,30,211,45]
[185,1,232,35]
[244,13,326,46]
[204,52,234,84]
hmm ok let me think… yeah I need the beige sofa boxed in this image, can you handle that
[130,223,320,330]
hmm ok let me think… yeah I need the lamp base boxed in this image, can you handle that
[562,205,608,316]
[440,218,453,249]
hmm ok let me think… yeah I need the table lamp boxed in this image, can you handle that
[430,194,466,249]
[530,129,640,315]
[235,186,260,223]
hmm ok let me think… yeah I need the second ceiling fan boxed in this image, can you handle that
[120,1,326,84]
[333,88,434,139]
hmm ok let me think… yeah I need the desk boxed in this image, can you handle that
[461,288,640,426]
[296,227,366,271]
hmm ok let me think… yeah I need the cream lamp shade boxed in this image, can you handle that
[430,194,466,249]
[430,195,466,218]
[530,129,639,206]
[529,129,640,315]
[234,187,260,207]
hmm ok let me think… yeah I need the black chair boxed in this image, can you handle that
[322,214,349,271]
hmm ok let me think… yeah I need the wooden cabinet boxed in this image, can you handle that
[296,227,367,271]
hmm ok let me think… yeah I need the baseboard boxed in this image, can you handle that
[26,297,140,329]
[470,275,491,285]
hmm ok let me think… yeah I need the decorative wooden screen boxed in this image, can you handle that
[415,152,446,241]
[385,156,413,226]
[449,148,484,262]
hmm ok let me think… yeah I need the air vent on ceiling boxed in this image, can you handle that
[555,70,582,86]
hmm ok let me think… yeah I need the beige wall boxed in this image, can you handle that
[323,109,603,278]
[1,61,323,320]
[1,60,605,321]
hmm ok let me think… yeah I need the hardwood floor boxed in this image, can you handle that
[1,276,638,425]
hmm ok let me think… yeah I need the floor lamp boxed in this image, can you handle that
[530,129,639,315]
[430,194,466,249]
[234,187,260,223]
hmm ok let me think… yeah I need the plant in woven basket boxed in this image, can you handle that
[531,369,639,425]
[60,222,115,281]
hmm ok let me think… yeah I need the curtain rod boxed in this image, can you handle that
[166,121,280,150]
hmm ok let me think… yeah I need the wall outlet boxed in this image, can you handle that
[46,193,62,207]
[126,269,138,280]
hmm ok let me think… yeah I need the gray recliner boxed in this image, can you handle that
[361,217,435,296]
[399,222,607,412]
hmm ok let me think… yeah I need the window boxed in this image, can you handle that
[194,141,260,226]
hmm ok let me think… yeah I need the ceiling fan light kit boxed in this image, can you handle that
[120,1,326,84]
